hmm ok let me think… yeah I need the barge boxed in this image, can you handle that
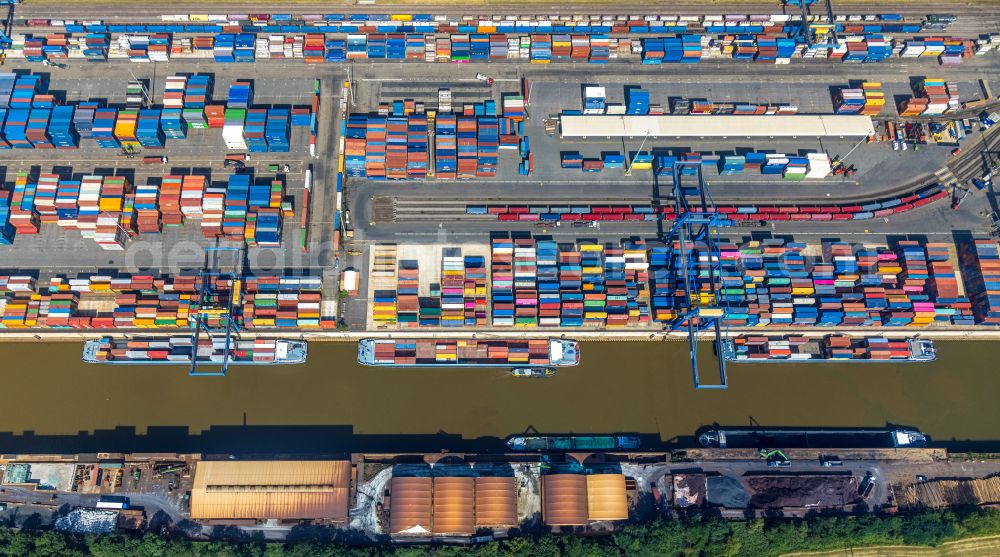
[698,427,928,449]
[82,337,307,365]
[724,335,936,363]
[506,435,641,452]
[357,338,579,367]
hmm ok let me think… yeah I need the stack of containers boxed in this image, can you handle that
[75,175,102,237]
[223,174,250,241]
[223,108,247,150]
[242,108,268,152]
[396,262,418,327]
[205,105,225,128]
[491,239,515,326]
[227,81,253,109]
[435,114,457,178]
[363,116,386,179]
[450,34,469,62]
[34,174,59,223]
[590,35,610,63]
[530,34,551,63]
[385,116,408,179]
[136,109,164,148]
[558,244,583,327]
[133,182,161,233]
[182,75,211,129]
[92,108,119,148]
[581,243,607,326]
[4,109,29,148]
[200,182,226,238]
[626,87,650,115]
[861,82,886,115]
[265,108,290,152]
[605,245,629,327]
[163,76,185,110]
[56,181,80,229]
[464,255,488,326]
[624,242,651,326]
[344,115,367,177]
[406,34,424,61]
[73,102,97,139]
[213,34,235,62]
[303,34,325,63]
[513,238,538,327]
[48,106,77,148]
[536,240,560,327]
[406,114,427,178]
[113,109,139,150]
[456,116,477,178]
[644,244,669,323]
[26,109,51,148]
[0,190,14,245]
[180,175,205,220]
[436,252,463,326]
[83,33,110,60]
[160,109,185,140]
[0,73,12,108]
[476,116,499,177]
[93,212,126,250]
[325,38,346,62]
[961,239,1000,325]
[158,176,183,227]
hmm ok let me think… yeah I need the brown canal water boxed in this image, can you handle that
[0,340,997,454]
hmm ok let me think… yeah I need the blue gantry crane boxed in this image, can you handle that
[784,0,838,47]
[662,160,731,390]
[188,246,245,376]
[0,0,18,62]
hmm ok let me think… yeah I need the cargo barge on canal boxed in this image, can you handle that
[724,335,936,363]
[83,337,308,365]
[698,427,928,449]
[507,435,641,451]
[357,338,579,367]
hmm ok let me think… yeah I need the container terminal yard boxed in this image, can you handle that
[1,0,1000,546]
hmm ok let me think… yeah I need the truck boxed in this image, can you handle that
[95,495,130,510]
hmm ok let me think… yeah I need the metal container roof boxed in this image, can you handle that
[389,476,433,535]
[586,474,628,521]
[542,474,589,526]
[190,460,350,521]
[475,476,517,527]
[559,114,875,138]
[432,476,475,535]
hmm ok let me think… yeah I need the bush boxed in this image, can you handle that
[1,508,998,557]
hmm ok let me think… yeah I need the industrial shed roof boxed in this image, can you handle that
[389,476,433,535]
[433,477,475,535]
[542,474,589,526]
[559,114,875,138]
[190,460,350,521]
[475,476,518,527]
[586,474,629,521]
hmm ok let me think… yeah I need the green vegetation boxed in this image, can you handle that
[2,508,1000,557]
